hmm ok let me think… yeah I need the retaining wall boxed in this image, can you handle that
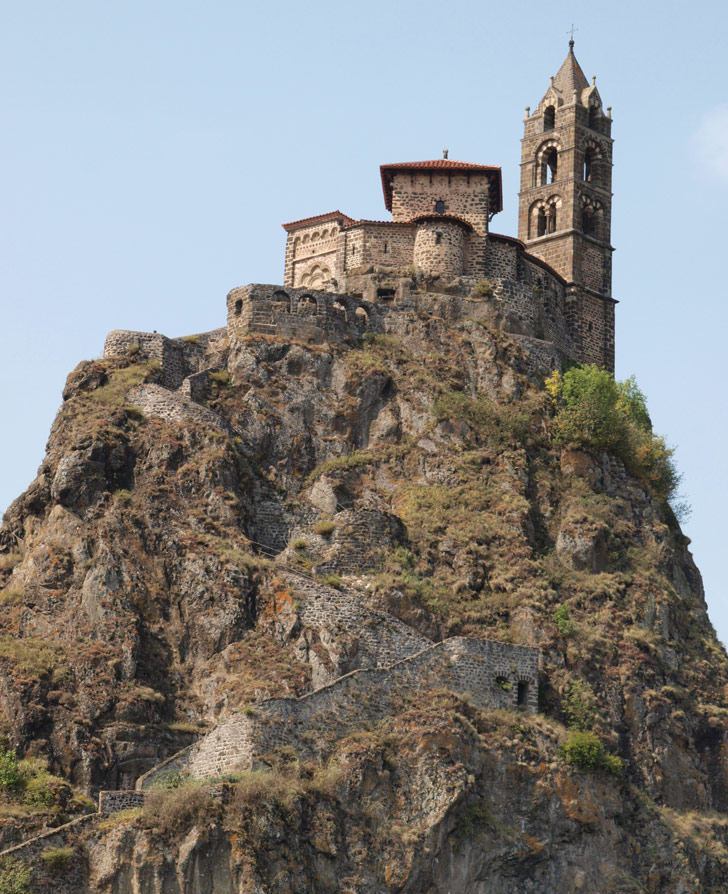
[138,636,539,787]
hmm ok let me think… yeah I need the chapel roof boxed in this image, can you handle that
[282,210,355,232]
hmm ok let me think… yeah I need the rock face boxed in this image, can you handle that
[1,306,728,892]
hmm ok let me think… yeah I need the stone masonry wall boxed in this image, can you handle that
[413,220,466,278]
[482,236,576,359]
[274,572,433,685]
[126,384,231,434]
[343,222,415,273]
[226,284,383,345]
[138,637,539,787]
[103,329,225,388]
[288,221,344,289]
[98,790,146,815]
[390,172,490,235]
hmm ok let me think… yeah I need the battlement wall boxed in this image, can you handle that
[138,636,539,787]
[103,328,226,388]
[226,284,384,344]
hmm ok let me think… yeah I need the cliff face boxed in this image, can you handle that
[1,309,728,892]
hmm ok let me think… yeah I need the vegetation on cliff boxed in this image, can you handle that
[0,318,726,891]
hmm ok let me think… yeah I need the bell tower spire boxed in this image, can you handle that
[517,44,616,370]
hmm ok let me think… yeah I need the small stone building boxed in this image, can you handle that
[277,42,616,371]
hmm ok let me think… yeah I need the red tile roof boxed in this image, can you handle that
[380,160,503,213]
[282,210,355,232]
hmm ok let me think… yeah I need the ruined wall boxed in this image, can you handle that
[139,637,539,787]
[226,284,382,345]
[103,329,225,388]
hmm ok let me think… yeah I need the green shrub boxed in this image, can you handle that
[22,772,67,809]
[0,857,31,894]
[562,680,596,731]
[560,731,622,776]
[0,748,21,791]
[553,604,575,638]
[546,366,679,503]
[40,846,73,872]
[560,731,603,769]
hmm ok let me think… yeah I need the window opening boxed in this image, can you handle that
[377,287,395,301]
[537,209,547,237]
[547,205,557,234]
[543,105,555,131]
[517,681,529,707]
[582,208,594,236]
[543,148,557,184]
[435,232,443,245]
[588,104,599,130]
[434,200,446,214]
[583,147,594,182]
[234,298,243,315]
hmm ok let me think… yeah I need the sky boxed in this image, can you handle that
[2,0,728,643]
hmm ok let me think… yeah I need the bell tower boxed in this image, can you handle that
[518,41,616,371]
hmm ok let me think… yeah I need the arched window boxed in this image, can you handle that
[517,680,530,707]
[544,105,555,131]
[588,104,600,131]
[332,300,347,321]
[547,204,557,234]
[543,148,558,184]
[583,147,594,182]
[435,232,442,245]
[272,290,291,313]
[355,306,369,329]
[298,294,318,315]
[434,199,446,214]
[537,208,547,237]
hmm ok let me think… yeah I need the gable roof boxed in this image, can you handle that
[282,210,355,232]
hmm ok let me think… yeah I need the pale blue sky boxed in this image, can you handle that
[3,1,727,642]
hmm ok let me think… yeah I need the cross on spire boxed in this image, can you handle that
[567,24,578,49]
